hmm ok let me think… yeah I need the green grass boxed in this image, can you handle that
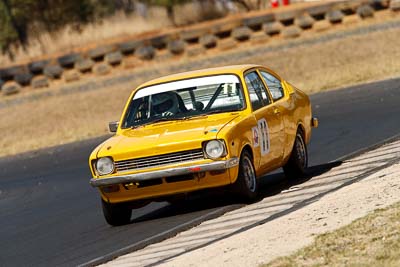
[263,202,400,267]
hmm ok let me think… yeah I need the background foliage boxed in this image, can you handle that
[0,0,261,58]
[0,0,129,57]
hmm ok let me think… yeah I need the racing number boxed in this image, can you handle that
[258,118,270,155]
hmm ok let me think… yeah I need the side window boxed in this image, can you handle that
[260,71,284,101]
[244,72,271,111]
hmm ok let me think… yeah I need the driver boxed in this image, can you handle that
[152,91,180,116]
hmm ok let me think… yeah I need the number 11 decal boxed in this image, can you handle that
[258,118,270,155]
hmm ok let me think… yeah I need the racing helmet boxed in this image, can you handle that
[152,92,180,115]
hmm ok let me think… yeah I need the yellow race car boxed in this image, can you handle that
[89,65,318,226]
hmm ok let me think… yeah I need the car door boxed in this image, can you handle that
[244,71,284,173]
[258,69,287,156]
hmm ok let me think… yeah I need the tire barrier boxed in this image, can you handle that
[118,40,142,55]
[28,60,49,75]
[295,13,315,29]
[150,35,168,50]
[243,13,275,31]
[93,63,112,76]
[199,34,218,48]
[325,10,345,24]
[58,53,81,69]
[0,65,25,81]
[262,21,284,35]
[357,4,375,18]
[0,0,398,96]
[186,44,206,57]
[105,51,123,66]
[63,70,80,83]
[135,45,156,60]
[43,65,63,79]
[31,76,49,89]
[88,45,115,61]
[232,26,252,41]
[250,31,270,45]
[14,72,33,86]
[75,58,95,73]
[218,38,237,51]
[390,0,400,11]
[168,39,186,54]
[1,81,21,96]
[281,25,302,38]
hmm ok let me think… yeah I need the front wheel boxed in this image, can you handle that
[283,131,308,180]
[101,199,132,226]
[233,151,258,201]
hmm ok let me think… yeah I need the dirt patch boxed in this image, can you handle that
[266,202,400,266]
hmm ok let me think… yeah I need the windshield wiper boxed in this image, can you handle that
[180,114,208,120]
[130,117,186,129]
[129,113,213,129]
[204,109,240,115]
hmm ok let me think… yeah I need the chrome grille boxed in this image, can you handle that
[115,149,204,172]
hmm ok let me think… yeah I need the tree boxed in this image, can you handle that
[0,0,36,57]
[0,0,113,58]
[142,0,190,25]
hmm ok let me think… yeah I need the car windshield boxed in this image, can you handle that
[121,74,245,128]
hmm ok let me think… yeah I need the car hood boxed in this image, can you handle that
[96,113,240,161]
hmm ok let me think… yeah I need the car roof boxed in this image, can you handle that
[137,64,262,89]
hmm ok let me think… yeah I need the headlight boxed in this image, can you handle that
[204,140,226,159]
[95,157,114,175]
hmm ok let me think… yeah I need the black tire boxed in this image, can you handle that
[105,51,123,66]
[87,45,114,61]
[43,65,63,79]
[325,10,344,24]
[58,53,81,68]
[283,130,308,180]
[199,34,217,49]
[31,76,49,89]
[282,26,302,39]
[101,199,132,226]
[168,39,186,55]
[232,26,252,41]
[135,46,155,60]
[118,40,142,55]
[233,150,258,201]
[28,60,49,75]
[295,14,315,30]
[75,59,94,73]
[15,72,33,86]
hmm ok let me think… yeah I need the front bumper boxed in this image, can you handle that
[90,157,239,187]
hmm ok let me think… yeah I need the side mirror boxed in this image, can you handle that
[281,81,294,96]
[109,121,119,133]
[311,117,319,128]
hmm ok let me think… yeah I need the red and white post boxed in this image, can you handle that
[271,0,279,8]
[271,0,290,8]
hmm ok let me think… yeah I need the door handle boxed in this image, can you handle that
[273,108,281,115]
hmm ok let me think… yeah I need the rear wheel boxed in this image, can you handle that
[283,130,308,180]
[101,199,132,226]
[233,150,258,201]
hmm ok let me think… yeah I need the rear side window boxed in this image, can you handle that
[260,71,284,101]
[245,72,271,111]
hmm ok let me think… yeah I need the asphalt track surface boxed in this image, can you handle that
[0,78,399,266]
